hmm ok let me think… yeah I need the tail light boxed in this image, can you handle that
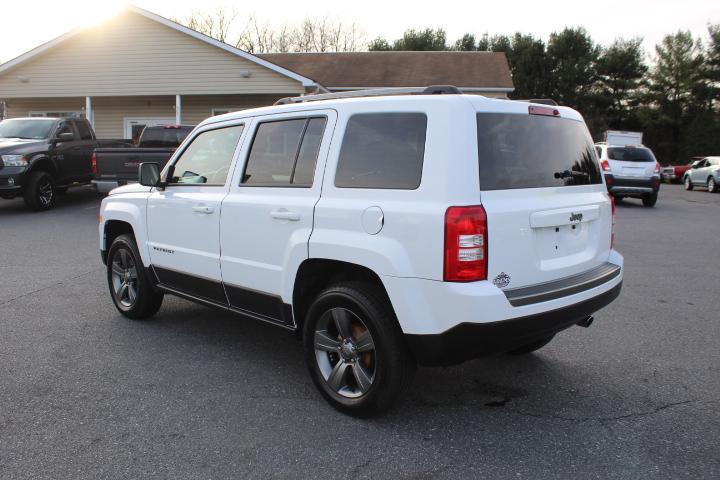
[601,160,611,172]
[91,152,97,175]
[654,163,660,174]
[444,205,488,282]
[610,196,616,248]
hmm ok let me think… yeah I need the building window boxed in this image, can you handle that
[29,111,85,119]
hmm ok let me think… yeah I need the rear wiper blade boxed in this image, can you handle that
[554,170,589,179]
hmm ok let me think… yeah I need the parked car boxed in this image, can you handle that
[682,157,720,193]
[92,124,194,193]
[596,143,661,207]
[0,117,128,210]
[99,87,623,415]
[661,157,704,183]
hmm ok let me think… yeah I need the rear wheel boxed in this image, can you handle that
[23,171,55,211]
[708,177,717,193]
[107,234,163,319]
[509,334,555,355]
[684,176,693,190]
[303,282,415,416]
[642,192,658,207]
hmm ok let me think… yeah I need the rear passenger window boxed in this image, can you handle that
[242,117,326,186]
[335,113,427,189]
[74,121,93,140]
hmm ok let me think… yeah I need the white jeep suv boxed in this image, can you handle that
[99,87,623,415]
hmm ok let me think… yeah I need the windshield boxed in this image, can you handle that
[476,113,601,190]
[0,119,55,140]
[607,147,656,162]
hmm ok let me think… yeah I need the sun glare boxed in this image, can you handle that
[75,0,124,29]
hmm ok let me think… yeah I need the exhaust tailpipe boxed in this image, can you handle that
[576,316,594,328]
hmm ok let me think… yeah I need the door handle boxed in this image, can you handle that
[270,209,300,221]
[192,205,214,214]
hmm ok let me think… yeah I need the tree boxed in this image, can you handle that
[368,37,392,51]
[646,31,707,161]
[505,33,551,100]
[546,28,600,111]
[453,33,477,51]
[595,38,648,127]
[176,7,236,44]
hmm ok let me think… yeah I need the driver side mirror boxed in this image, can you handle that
[139,162,161,187]
[56,132,75,142]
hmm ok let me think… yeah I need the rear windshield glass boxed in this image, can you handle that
[607,147,656,162]
[476,113,601,190]
[140,127,193,148]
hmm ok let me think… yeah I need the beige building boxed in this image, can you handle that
[0,6,514,142]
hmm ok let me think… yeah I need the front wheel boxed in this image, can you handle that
[642,192,658,207]
[684,176,693,190]
[107,234,163,319]
[303,282,416,416]
[23,171,55,211]
[708,177,718,193]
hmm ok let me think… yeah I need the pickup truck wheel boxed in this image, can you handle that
[508,334,555,355]
[107,234,163,320]
[707,177,717,193]
[684,176,693,190]
[642,192,658,207]
[303,282,415,416]
[23,171,55,211]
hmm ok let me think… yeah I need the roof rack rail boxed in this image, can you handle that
[515,98,559,106]
[274,85,463,106]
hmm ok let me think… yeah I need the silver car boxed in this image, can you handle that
[683,157,720,193]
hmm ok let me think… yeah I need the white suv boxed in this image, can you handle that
[99,87,623,415]
[595,143,661,207]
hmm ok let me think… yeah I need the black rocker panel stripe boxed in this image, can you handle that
[153,266,227,305]
[225,284,288,325]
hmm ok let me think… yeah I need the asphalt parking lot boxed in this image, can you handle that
[1,184,719,479]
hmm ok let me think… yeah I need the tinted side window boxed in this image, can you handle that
[242,117,326,186]
[292,118,327,186]
[335,113,427,189]
[170,125,243,186]
[74,121,93,140]
[56,122,74,138]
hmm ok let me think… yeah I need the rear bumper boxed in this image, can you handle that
[605,174,660,196]
[92,179,120,193]
[405,282,622,365]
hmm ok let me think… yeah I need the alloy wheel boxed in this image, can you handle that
[314,307,376,398]
[111,249,138,308]
[38,180,53,207]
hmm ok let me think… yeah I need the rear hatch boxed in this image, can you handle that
[475,107,613,290]
[606,146,656,178]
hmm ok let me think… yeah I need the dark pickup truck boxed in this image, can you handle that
[0,117,129,211]
[92,125,193,193]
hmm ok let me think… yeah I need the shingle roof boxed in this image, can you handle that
[258,51,514,90]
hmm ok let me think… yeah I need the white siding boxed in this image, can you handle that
[0,11,304,98]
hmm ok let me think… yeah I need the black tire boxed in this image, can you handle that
[642,192,658,207]
[106,234,163,320]
[707,177,718,193]
[303,281,416,416]
[684,176,693,190]
[23,171,55,211]
[614,195,623,203]
[508,334,555,355]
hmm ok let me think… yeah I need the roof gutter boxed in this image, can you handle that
[327,86,515,93]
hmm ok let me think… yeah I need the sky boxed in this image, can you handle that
[0,0,717,63]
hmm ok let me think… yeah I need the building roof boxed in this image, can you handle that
[0,5,317,89]
[258,51,514,91]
